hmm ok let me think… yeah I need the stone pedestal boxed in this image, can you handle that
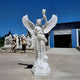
[32,59,51,76]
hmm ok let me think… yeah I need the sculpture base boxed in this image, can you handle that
[32,67,51,76]
[32,59,51,76]
[3,45,12,49]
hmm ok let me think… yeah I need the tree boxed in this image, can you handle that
[2,36,5,40]
[0,36,1,40]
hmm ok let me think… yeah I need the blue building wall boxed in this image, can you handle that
[71,29,77,48]
[50,29,54,48]
[49,29,78,48]
[78,30,80,46]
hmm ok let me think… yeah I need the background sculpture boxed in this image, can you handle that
[4,34,12,48]
[22,9,57,76]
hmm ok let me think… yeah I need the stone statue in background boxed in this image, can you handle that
[21,34,27,52]
[26,34,32,48]
[22,9,57,76]
[4,34,12,48]
[11,35,17,52]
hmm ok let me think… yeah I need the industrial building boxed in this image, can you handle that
[48,21,80,48]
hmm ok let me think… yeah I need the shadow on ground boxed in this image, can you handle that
[18,63,33,69]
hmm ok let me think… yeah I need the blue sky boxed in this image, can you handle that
[0,0,80,36]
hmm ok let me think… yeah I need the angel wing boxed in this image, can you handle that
[22,15,35,35]
[43,14,57,34]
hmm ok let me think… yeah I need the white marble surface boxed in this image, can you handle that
[4,34,12,48]
[22,9,57,76]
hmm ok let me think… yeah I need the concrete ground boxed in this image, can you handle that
[0,48,80,80]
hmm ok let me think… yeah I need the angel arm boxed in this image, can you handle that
[41,14,47,29]
[42,15,47,29]
[41,9,47,29]
[22,15,35,35]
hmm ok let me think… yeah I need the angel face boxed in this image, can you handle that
[36,19,42,26]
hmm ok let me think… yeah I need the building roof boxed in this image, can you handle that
[54,21,80,30]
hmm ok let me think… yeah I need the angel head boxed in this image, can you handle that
[36,19,42,26]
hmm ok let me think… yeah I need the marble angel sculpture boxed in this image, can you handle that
[22,9,57,76]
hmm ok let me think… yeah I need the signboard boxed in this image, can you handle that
[54,29,71,35]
